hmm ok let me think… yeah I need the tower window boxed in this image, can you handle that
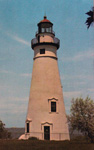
[27,123,29,133]
[40,49,45,54]
[51,102,56,112]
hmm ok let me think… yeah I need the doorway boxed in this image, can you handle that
[44,126,50,140]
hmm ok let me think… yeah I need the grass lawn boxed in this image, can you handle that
[0,139,94,150]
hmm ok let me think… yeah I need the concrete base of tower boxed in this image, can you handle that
[19,134,27,140]
[19,132,70,141]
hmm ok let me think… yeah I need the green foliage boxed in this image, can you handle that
[68,97,94,143]
[0,120,11,139]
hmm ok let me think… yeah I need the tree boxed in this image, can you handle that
[67,97,94,143]
[85,7,94,29]
[0,120,11,139]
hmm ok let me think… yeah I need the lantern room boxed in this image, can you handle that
[31,16,60,49]
[37,16,55,35]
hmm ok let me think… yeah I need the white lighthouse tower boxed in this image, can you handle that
[20,16,70,140]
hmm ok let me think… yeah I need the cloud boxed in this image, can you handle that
[0,96,28,104]
[63,91,82,113]
[0,96,28,115]
[73,50,94,61]
[0,69,16,74]
[6,32,30,47]
[87,89,94,98]
[7,96,28,102]
[0,27,30,47]
[0,69,31,77]
[88,88,94,92]
[20,73,31,77]
[61,49,94,62]
[60,74,94,81]
[63,91,82,99]
[0,103,27,114]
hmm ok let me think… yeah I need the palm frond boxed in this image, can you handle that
[86,11,93,17]
[85,7,94,29]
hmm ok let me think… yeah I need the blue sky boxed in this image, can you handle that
[0,0,94,127]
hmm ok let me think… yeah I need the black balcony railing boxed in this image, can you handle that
[25,132,69,140]
[31,37,60,49]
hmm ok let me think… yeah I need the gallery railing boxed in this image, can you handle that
[25,132,69,140]
[31,37,60,48]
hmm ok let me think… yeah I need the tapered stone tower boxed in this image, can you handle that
[19,16,70,140]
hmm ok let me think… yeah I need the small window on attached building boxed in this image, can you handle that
[27,123,29,133]
[51,102,56,112]
[40,49,45,54]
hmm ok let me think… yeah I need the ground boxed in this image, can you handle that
[0,139,94,150]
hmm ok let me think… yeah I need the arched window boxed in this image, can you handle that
[48,98,59,113]
[51,102,56,112]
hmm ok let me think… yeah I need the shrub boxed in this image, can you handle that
[0,120,11,139]
[28,136,39,140]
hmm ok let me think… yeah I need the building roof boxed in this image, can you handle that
[37,16,53,27]
[40,16,51,23]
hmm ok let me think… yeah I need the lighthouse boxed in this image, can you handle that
[20,16,70,140]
